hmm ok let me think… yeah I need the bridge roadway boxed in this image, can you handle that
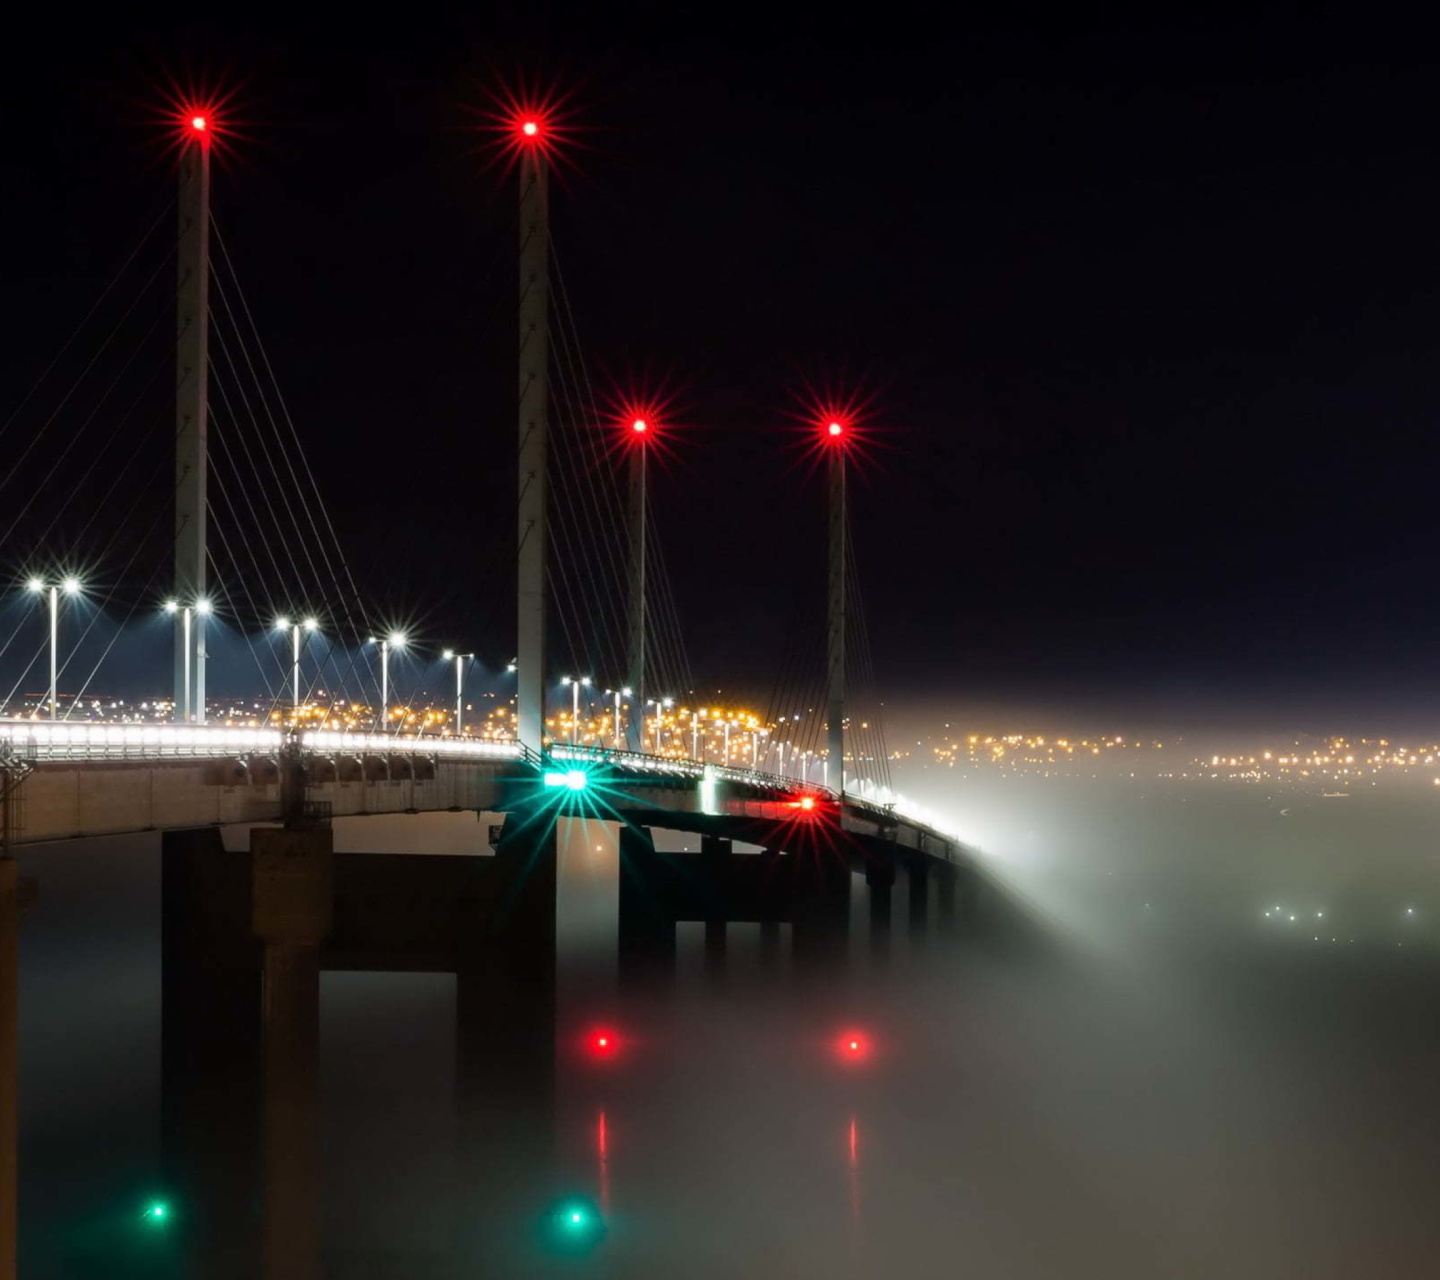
[0,720,964,863]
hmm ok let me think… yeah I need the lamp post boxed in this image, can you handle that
[604,687,632,750]
[27,577,81,721]
[647,696,673,754]
[276,617,318,720]
[442,650,473,735]
[368,632,406,733]
[691,710,701,762]
[163,597,212,722]
[560,676,591,745]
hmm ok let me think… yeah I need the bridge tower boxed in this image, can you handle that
[625,412,650,751]
[825,417,848,793]
[174,112,211,723]
[515,115,550,751]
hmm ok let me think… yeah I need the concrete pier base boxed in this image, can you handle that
[908,857,930,941]
[865,862,894,969]
[0,860,17,1280]
[252,825,333,1280]
[618,824,674,987]
[162,829,262,1280]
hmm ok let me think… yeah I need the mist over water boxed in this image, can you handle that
[15,770,1440,1277]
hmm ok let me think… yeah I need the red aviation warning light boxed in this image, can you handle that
[190,115,208,132]
[631,418,649,435]
[827,421,844,439]
[480,85,578,167]
[835,1030,872,1063]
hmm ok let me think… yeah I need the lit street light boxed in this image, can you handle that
[442,649,474,735]
[604,687,632,750]
[276,616,318,717]
[561,676,591,745]
[646,696,673,754]
[28,576,81,720]
[367,631,407,732]
[164,597,212,722]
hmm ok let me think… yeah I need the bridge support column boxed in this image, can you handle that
[457,814,557,1269]
[791,853,850,977]
[162,828,262,1280]
[704,920,727,981]
[700,836,730,982]
[936,862,957,936]
[618,824,674,988]
[759,919,782,974]
[252,825,333,1280]
[865,861,895,969]
[908,857,930,942]
[0,860,17,1280]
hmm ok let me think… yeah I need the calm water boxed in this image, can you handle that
[16,782,1440,1277]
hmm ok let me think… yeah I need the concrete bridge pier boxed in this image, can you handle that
[252,825,333,1280]
[0,860,19,1280]
[907,855,930,943]
[161,829,262,1280]
[936,861,957,934]
[865,860,895,969]
[790,852,851,977]
[617,824,674,988]
[456,813,557,1271]
[700,836,730,982]
[759,916,782,973]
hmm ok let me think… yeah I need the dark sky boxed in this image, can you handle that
[3,5,1439,725]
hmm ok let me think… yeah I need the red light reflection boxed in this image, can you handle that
[586,1027,621,1059]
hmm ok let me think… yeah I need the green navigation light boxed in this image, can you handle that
[542,769,590,791]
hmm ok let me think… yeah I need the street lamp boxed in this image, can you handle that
[604,687,632,750]
[164,597,212,723]
[275,616,318,719]
[560,676,591,745]
[646,696,673,754]
[367,631,407,732]
[442,650,474,735]
[691,709,701,761]
[28,576,81,720]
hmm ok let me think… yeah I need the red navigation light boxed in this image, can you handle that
[836,1030,872,1062]
[190,115,208,132]
[522,120,539,136]
[611,394,672,453]
[827,421,844,438]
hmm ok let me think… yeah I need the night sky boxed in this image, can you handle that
[3,6,1439,728]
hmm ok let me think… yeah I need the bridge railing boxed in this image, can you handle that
[0,721,960,843]
[0,721,289,759]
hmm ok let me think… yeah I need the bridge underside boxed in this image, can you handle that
[154,800,977,1276]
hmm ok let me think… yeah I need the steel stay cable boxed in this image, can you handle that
[545,328,625,682]
[0,297,173,555]
[210,220,381,698]
[206,229,378,707]
[0,236,179,501]
[0,195,175,449]
[206,301,376,712]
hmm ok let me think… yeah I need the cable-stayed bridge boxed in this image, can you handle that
[0,102,982,1280]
